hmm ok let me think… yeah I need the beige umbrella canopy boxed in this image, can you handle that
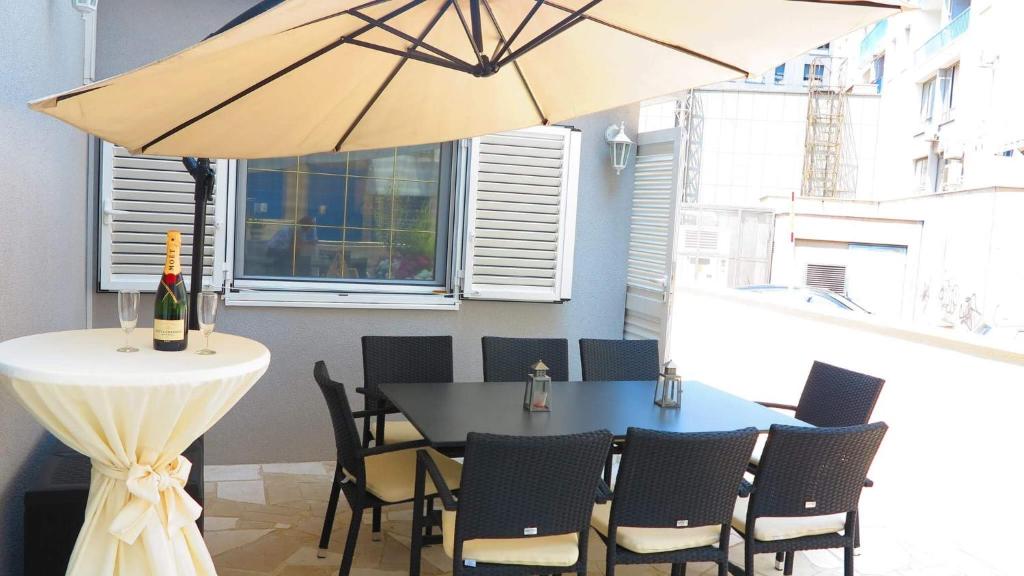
[32,0,909,158]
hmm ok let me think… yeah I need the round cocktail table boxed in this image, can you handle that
[0,328,270,576]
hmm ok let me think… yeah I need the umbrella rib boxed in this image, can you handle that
[787,0,907,7]
[491,0,544,63]
[334,0,454,151]
[480,0,548,125]
[541,0,750,77]
[282,0,395,33]
[348,9,475,69]
[347,38,475,73]
[493,0,602,70]
[138,0,429,153]
[449,0,486,70]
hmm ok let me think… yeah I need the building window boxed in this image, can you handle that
[913,157,929,191]
[941,157,964,191]
[937,62,958,120]
[774,64,786,84]
[945,0,971,20]
[236,145,453,287]
[803,63,825,83]
[920,77,936,123]
[871,54,885,94]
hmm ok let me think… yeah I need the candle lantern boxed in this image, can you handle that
[523,360,552,412]
[654,360,683,408]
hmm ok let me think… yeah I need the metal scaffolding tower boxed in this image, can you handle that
[801,56,858,199]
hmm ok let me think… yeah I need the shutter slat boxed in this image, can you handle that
[479,153,562,168]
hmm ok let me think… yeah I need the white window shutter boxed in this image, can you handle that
[98,141,230,292]
[462,126,580,302]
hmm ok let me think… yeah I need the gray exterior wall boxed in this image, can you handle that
[92,0,637,464]
[0,3,89,573]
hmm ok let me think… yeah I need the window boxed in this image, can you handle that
[913,157,929,191]
[236,145,453,287]
[937,63,958,120]
[774,64,786,84]
[941,157,964,191]
[920,77,936,123]
[871,54,886,93]
[803,63,825,83]
[945,0,971,20]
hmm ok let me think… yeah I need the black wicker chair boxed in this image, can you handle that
[481,336,569,382]
[728,422,888,576]
[360,335,454,447]
[594,427,758,576]
[756,361,885,431]
[752,360,885,566]
[314,361,462,576]
[411,430,613,576]
[579,339,661,382]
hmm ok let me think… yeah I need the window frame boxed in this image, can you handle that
[920,77,936,123]
[223,143,466,310]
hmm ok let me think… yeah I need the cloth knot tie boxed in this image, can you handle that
[92,455,202,545]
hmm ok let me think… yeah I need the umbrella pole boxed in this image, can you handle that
[182,157,214,331]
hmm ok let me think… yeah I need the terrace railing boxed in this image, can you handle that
[859,19,888,63]
[914,8,970,66]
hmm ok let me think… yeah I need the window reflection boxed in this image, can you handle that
[241,145,447,284]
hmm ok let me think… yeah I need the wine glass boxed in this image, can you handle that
[117,290,140,353]
[196,291,218,355]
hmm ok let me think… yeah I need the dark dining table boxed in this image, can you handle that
[378,379,809,447]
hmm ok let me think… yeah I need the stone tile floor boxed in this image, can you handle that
[204,462,945,576]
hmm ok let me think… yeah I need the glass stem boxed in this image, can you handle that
[205,333,210,350]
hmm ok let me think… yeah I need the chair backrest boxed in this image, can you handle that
[361,335,453,407]
[455,430,613,543]
[579,339,660,381]
[611,427,758,530]
[795,361,885,427]
[481,337,569,382]
[313,361,364,480]
[750,422,888,520]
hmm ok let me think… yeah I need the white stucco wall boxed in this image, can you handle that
[0,3,89,573]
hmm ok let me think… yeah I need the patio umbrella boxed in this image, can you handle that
[28,0,909,323]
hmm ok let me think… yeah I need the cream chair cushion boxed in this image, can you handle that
[442,510,579,567]
[590,502,720,554]
[732,497,846,542]
[343,447,460,503]
[369,420,424,444]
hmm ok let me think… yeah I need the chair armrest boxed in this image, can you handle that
[756,401,798,412]
[595,479,613,504]
[362,439,430,456]
[351,406,400,420]
[417,450,458,511]
[738,479,753,498]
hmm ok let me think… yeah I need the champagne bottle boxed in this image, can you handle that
[153,230,189,351]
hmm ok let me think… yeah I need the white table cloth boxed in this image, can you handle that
[0,328,270,576]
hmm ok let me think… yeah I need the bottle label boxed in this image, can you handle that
[164,230,182,275]
[153,319,186,342]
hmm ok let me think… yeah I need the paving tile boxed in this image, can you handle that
[218,480,267,505]
[204,516,239,531]
[263,462,333,476]
[206,464,262,482]
[206,528,275,557]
